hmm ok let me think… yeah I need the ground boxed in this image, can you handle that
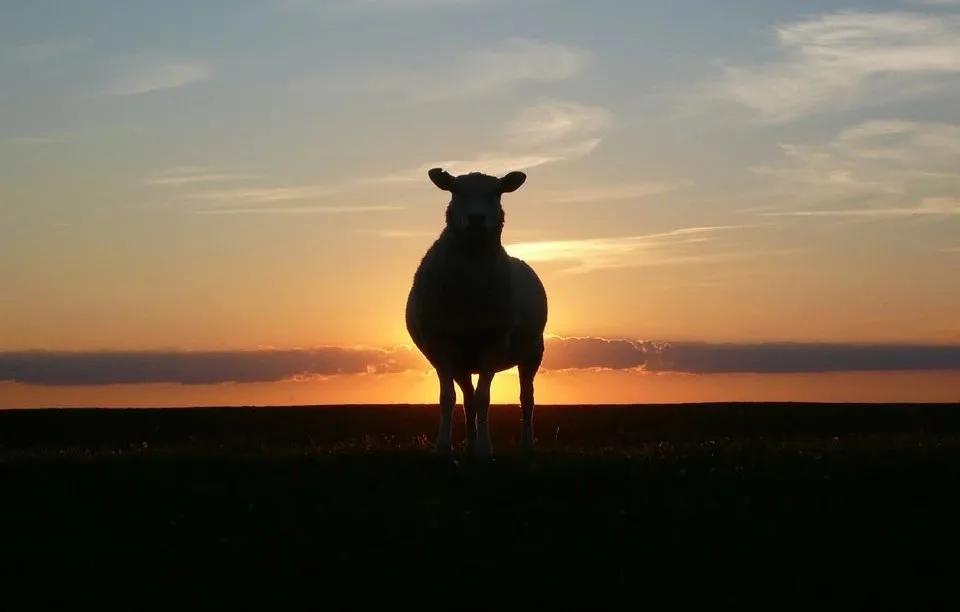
[3,403,960,610]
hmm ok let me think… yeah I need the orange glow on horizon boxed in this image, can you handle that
[3,369,960,409]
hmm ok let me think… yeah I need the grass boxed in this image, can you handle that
[3,403,960,609]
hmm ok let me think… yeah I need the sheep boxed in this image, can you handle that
[406,167,548,456]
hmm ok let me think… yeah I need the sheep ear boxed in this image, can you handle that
[428,168,457,192]
[499,171,527,194]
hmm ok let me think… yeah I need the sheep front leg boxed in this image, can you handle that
[474,372,494,457]
[436,373,455,453]
[455,373,476,452]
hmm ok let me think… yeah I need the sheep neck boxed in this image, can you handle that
[438,225,506,260]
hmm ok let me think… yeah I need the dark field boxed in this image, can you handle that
[4,403,960,610]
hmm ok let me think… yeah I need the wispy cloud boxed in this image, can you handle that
[751,144,906,199]
[283,0,480,9]
[506,226,750,274]
[367,229,436,238]
[377,139,602,183]
[5,38,90,63]
[151,168,393,214]
[372,38,587,102]
[374,100,609,182]
[187,186,340,204]
[348,0,479,6]
[7,135,70,145]
[763,197,960,218]
[907,0,960,5]
[536,183,679,204]
[151,174,255,186]
[713,11,960,121]
[108,62,211,96]
[506,100,612,145]
[196,205,402,215]
[834,120,960,162]
[751,120,960,217]
[148,168,261,186]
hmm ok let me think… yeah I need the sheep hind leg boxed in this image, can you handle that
[518,360,537,452]
[474,372,494,458]
[455,373,476,453]
[436,373,456,453]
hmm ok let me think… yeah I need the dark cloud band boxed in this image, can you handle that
[544,337,960,374]
[0,348,423,386]
[2,339,960,386]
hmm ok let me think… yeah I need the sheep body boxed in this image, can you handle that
[406,229,546,374]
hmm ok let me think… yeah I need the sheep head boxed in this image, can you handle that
[428,168,526,245]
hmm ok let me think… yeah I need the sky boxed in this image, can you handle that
[2,0,960,407]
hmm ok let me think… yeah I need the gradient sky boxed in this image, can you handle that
[3,0,960,407]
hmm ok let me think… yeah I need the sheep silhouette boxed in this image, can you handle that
[406,168,548,456]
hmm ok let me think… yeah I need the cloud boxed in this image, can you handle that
[431,38,586,100]
[6,340,960,385]
[148,168,260,186]
[373,38,587,102]
[763,197,960,218]
[284,0,480,9]
[0,348,425,386]
[505,100,612,145]
[196,205,403,215]
[148,168,404,214]
[187,186,340,204]
[368,229,437,238]
[536,182,679,204]
[108,62,211,96]
[149,169,368,212]
[751,120,960,217]
[542,337,661,370]
[505,226,749,274]
[544,338,960,374]
[348,0,479,5]
[374,100,609,182]
[7,136,70,145]
[834,120,960,163]
[378,139,602,183]
[5,39,90,63]
[713,11,960,121]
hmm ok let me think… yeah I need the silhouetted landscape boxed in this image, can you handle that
[5,403,960,609]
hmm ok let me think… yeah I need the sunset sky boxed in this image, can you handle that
[3,0,960,407]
